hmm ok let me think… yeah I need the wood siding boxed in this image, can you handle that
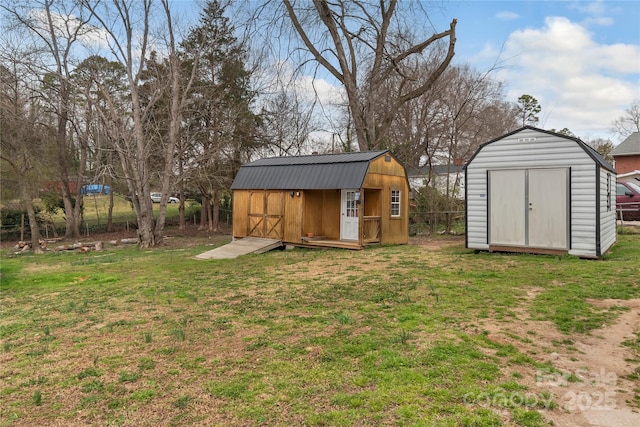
[363,155,409,245]
[232,153,409,247]
[283,192,304,243]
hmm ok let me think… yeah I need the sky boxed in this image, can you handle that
[244,0,640,146]
[425,0,640,143]
[5,0,636,145]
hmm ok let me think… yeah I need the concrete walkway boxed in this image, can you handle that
[195,237,283,260]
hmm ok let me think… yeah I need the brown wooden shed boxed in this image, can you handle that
[231,150,409,249]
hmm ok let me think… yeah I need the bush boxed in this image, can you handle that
[410,186,464,235]
[0,205,42,229]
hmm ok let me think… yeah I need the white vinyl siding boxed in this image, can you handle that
[466,128,616,258]
[599,169,617,254]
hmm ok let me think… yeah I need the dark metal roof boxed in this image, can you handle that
[231,150,389,190]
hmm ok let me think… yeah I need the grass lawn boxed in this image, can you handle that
[1,233,639,426]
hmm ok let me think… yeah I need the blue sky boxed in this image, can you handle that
[426,0,640,142]
[9,0,633,145]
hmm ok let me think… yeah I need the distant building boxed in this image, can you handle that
[407,160,465,199]
[611,132,640,175]
[81,184,111,195]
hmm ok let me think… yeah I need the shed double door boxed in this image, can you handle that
[248,191,284,239]
[489,168,568,249]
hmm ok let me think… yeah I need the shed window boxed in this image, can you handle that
[606,174,612,211]
[391,189,401,217]
[346,191,358,217]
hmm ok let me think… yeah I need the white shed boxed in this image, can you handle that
[465,126,617,258]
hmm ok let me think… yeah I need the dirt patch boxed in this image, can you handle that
[484,298,640,426]
[1,224,232,251]
[409,234,465,249]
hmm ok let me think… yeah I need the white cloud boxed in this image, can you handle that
[569,0,607,17]
[28,9,110,51]
[496,11,519,21]
[297,74,345,106]
[497,16,640,140]
[582,16,614,27]
[569,0,618,28]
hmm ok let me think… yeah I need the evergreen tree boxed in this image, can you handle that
[517,94,541,126]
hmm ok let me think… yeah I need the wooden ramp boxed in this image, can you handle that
[195,237,283,260]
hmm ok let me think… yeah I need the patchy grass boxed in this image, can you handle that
[0,235,638,426]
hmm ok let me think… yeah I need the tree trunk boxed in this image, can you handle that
[199,193,209,230]
[106,174,114,232]
[212,189,220,232]
[178,193,186,231]
[207,198,214,232]
[178,157,186,231]
[19,177,42,254]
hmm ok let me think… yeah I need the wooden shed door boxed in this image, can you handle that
[248,191,284,239]
[489,168,568,249]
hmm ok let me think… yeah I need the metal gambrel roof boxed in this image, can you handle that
[231,150,389,190]
[465,126,616,173]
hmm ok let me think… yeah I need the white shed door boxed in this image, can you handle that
[528,168,568,249]
[489,168,568,249]
[340,190,359,241]
[489,170,526,246]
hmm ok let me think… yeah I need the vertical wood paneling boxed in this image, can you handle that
[232,153,409,247]
[232,191,249,237]
[284,192,303,243]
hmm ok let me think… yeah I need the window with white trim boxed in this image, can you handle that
[391,189,401,217]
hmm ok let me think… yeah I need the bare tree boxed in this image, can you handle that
[81,0,158,247]
[260,84,318,156]
[585,137,615,163]
[388,62,518,232]
[281,0,456,151]
[1,0,94,238]
[0,58,46,252]
[152,0,199,243]
[612,99,640,139]
[72,55,129,232]
[82,0,198,247]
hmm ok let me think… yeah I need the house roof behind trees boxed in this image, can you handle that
[611,132,640,156]
[231,150,390,190]
[407,164,465,178]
